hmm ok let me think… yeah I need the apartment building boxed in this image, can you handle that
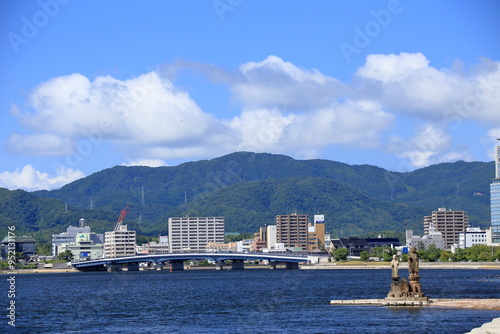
[104,224,136,258]
[276,214,308,249]
[168,217,224,252]
[424,208,469,249]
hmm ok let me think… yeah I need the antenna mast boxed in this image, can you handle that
[141,186,145,206]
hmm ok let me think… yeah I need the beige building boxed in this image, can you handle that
[276,214,308,249]
[307,215,326,251]
[141,236,169,254]
[168,217,224,252]
[104,225,137,258]
[424,208,469,249]
[207,241,237,251]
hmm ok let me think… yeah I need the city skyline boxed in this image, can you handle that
[1,1,499,191]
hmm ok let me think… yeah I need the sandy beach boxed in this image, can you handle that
[430,299,500,311]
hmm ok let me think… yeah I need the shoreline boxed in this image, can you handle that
[329,298,500,311]
[302,262,500,270]
[2,261,500,274]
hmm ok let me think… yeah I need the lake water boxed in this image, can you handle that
[1,268,499,333]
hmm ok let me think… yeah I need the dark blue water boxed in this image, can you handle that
[1,269,499,333]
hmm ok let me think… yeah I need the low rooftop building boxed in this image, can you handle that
[407,223,445,250]
[0,235,36,261]
[458,227,487,249]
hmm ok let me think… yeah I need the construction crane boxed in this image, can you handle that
[114,206,130,231]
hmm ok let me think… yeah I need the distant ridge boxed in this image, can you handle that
[0,152,493,240]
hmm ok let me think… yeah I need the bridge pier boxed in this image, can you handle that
[106,264,122,272]
[127,263,140,271]
[215,261,224,270]
[268,261,277,270]
[231,260,245,270]
[156,262,164,271]
[285,262,300,269]
[171,260,184,271]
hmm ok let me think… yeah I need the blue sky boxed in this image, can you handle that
[1,0,500,191]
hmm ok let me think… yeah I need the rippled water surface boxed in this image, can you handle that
[2,268,499,333]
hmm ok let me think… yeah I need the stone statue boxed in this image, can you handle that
[390,254,399,279]
[385,246,428,304]
[408,246,419,277]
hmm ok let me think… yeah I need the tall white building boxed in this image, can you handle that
[266,225,277,249]
[104,225,136,258]
[168,217,224,253]
[490,139,500,244]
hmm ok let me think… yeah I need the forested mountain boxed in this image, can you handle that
[0,152,494,242]
[0,188,115,244]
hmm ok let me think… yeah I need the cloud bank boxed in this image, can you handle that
[0,165,85,191]
[4,53,500,190]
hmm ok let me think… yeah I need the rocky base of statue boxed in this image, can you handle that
[385,277,429,303]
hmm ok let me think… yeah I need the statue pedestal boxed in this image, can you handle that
[385,249,428,306]
[385,277,428,305]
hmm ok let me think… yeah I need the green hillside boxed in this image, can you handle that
[0,188,115,243]
[0,152,493,244]
[169,176,427,234]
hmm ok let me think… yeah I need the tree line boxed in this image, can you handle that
[329,244,500,262]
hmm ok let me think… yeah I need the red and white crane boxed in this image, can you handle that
[114,205,130,231]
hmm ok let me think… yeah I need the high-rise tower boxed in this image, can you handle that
[491,139,500,243]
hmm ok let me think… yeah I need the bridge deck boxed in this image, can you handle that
[72,252,308,269]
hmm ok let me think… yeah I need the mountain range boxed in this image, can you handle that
[0,152,494,243]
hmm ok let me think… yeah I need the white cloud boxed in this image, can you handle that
[356,53,500,123]
[228,101,392,158]
[10,71,225,161]
[233,55,346,110]
[388,123,472,168]
[9,62,384,165]
[7,133,74,156]
[228,108,295,152]
[0,165,85,191]
[357,52,430,83]
[486,128,500,160]
[123,159,167,167]
[7,53,500,177]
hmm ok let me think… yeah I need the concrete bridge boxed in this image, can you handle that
[72,252,308,272]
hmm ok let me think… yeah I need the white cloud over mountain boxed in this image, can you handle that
[0,165,85,191]
[388,123,472,168]
[4,53,500,190]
